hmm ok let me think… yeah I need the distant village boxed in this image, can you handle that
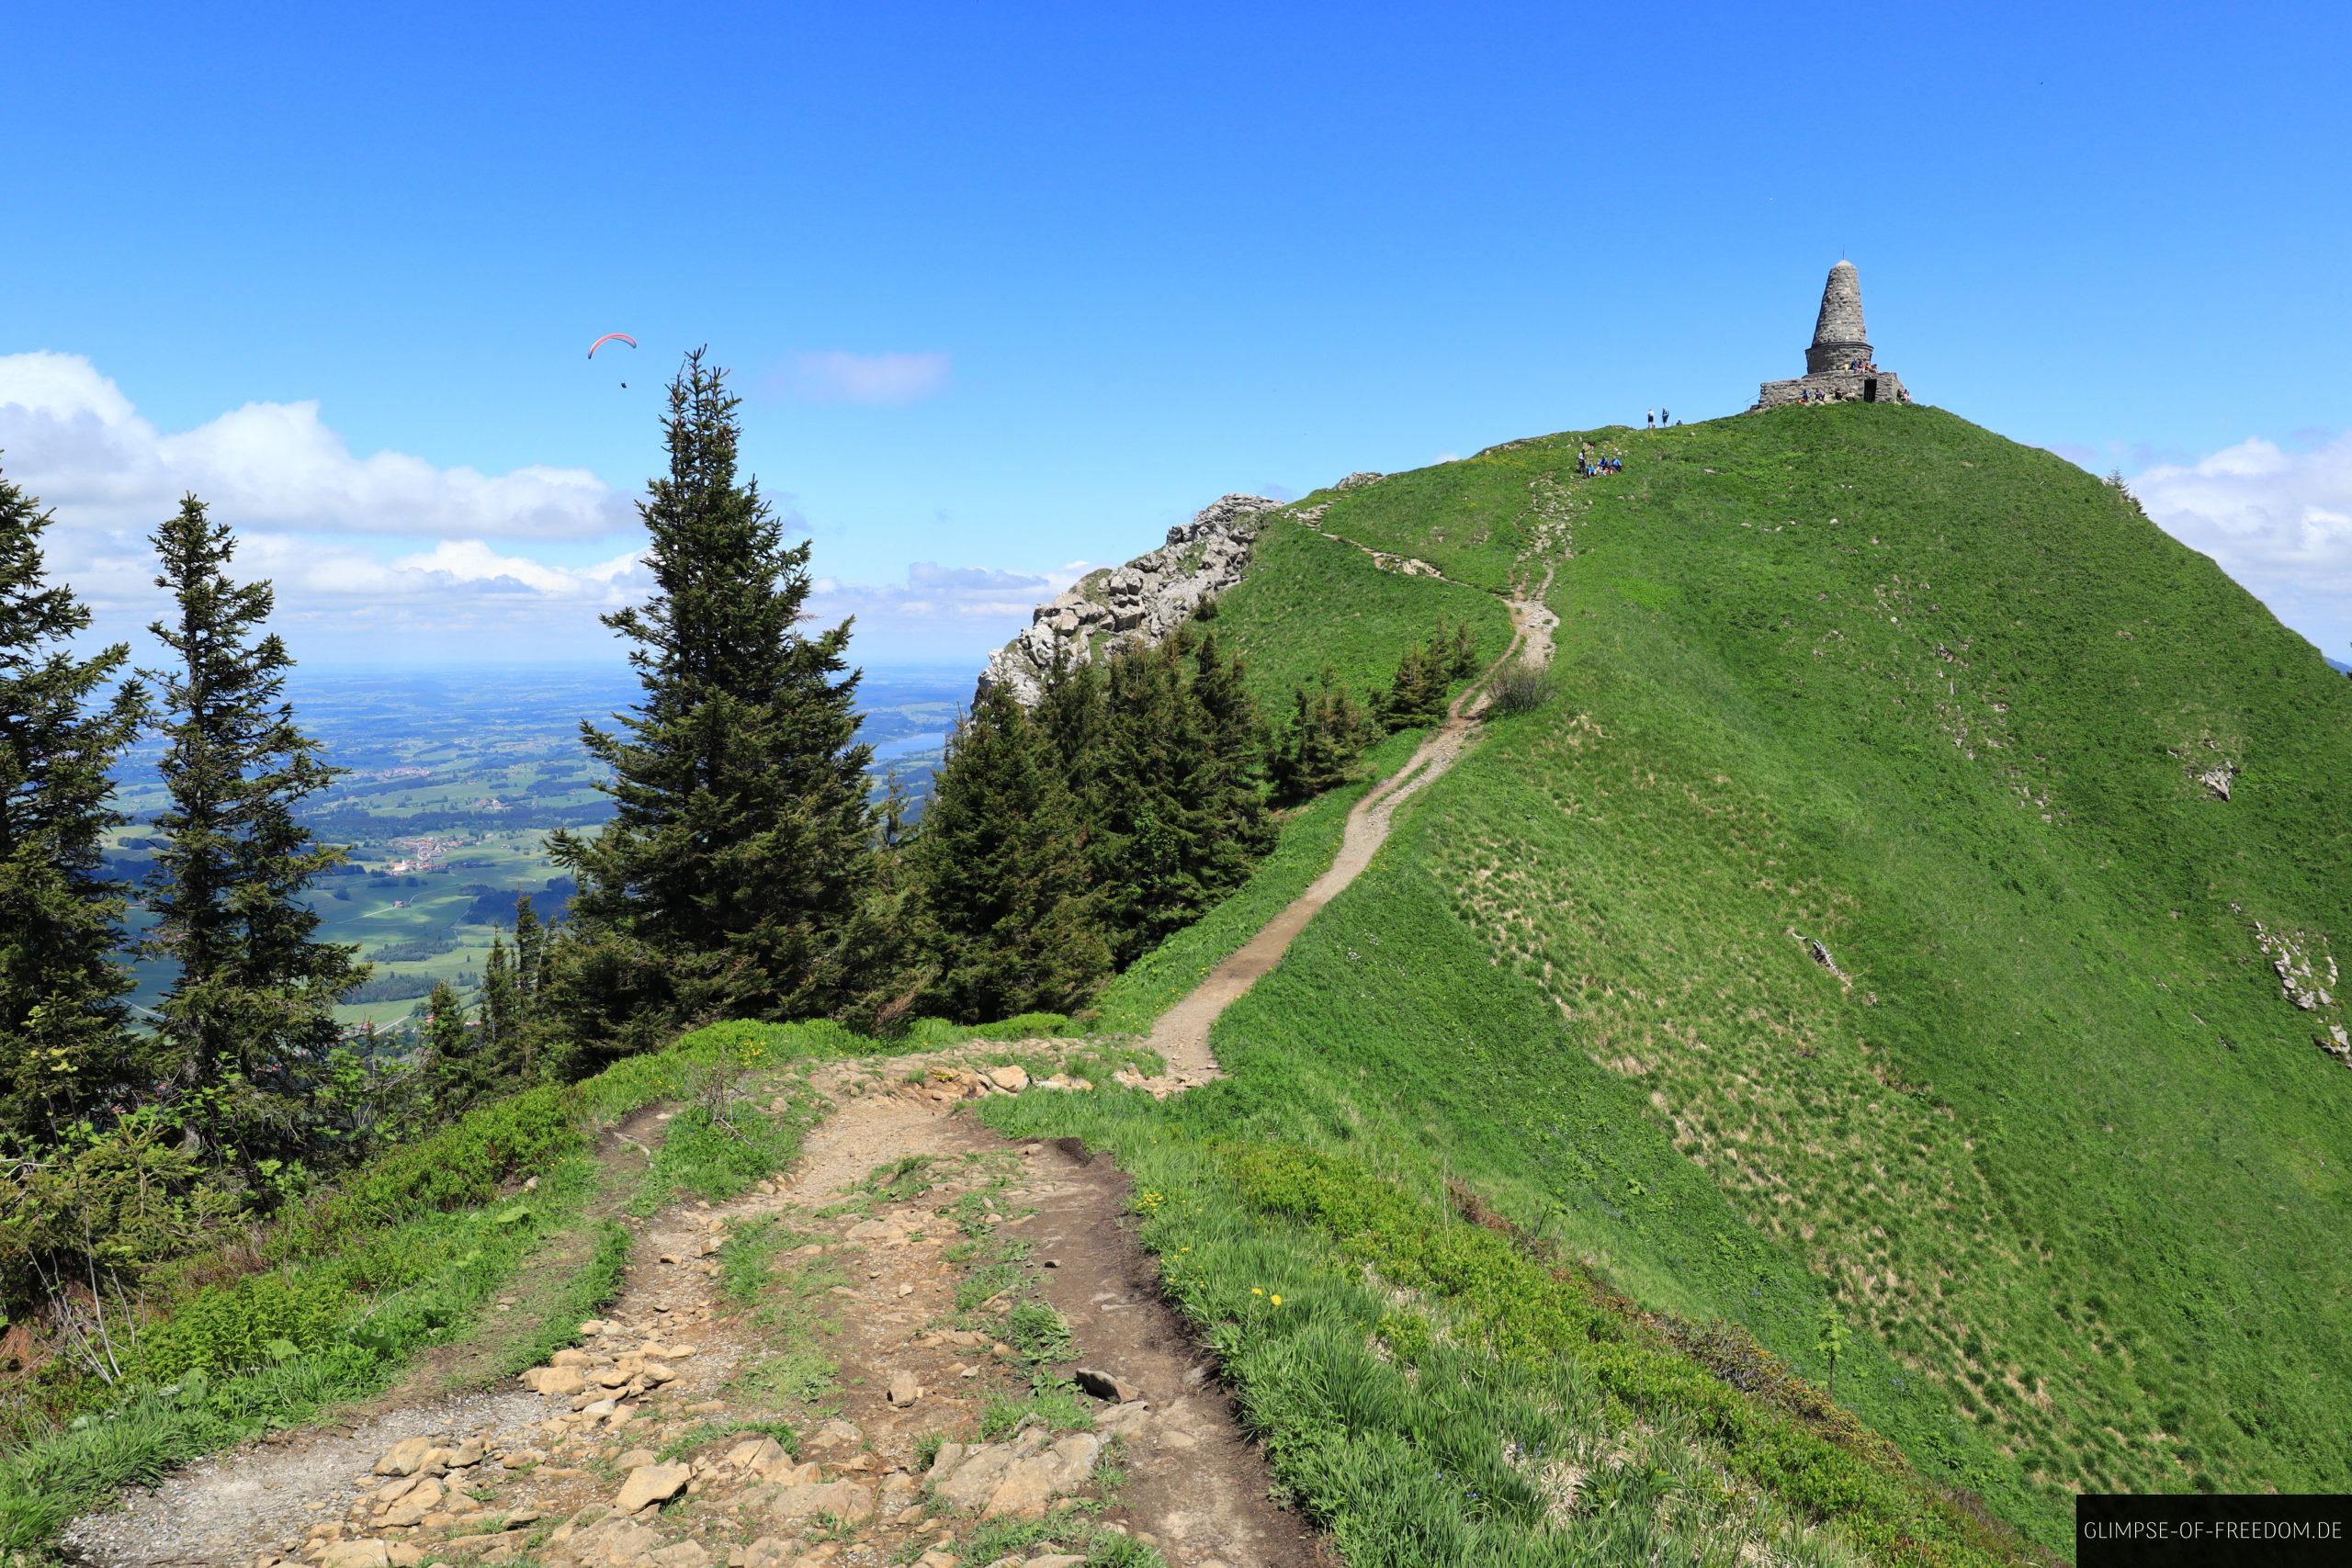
[379,833,465,876]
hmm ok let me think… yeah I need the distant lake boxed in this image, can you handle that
[873,729,946,761]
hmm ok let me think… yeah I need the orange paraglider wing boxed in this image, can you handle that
[586,333,639,358]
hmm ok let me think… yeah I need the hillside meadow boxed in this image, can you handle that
[1003,403,2352,1556]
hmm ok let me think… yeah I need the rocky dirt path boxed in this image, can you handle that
[1143,567,1557,1088]
[66,1054,1326,1568]
[67,554,1560,1568]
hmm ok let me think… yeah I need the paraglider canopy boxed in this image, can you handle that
[586,333,638,358]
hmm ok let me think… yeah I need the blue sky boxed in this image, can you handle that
[4,1,2348,667]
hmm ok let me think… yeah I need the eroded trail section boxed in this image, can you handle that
[71,1054,1322,1568]
[1144,569,1557,1088]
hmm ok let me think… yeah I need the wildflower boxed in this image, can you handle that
[1271,1294,1283,1306]
[1250,1287,1264,1296]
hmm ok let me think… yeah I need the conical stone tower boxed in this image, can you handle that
[1754,261,1910,411]
[1805,261,1870,374]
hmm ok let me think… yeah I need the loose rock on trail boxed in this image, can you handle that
[64,1053,1328,1568]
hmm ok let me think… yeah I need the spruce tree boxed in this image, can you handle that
[1376,641,1448,730]
[1444,615,1480,680]
[1035,649,1109,810]
[549,352,875,1056]
[1091,637,1220,963]
[480,936,520,1077]
[512,895,545,1009]
[0,465,148,1144]
[1187,628,1272,874]
[143,496,364,1165]
[422,980,477,1117]
[913,684,1107,1019]
[1271,666,1372,805]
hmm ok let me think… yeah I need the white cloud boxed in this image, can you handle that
[0,352,628,539]
[388,539,643,598]
[808,559,1090,632]
[2,349,1069,665]
[774,350,951,406]
[2129,431,2352,659]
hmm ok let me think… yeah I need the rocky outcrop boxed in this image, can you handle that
[979,493,1278,705]
[2252,919,2350,1072]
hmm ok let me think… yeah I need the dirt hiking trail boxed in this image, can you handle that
[67,1053,1329,1568]
[65,558,1558,1568]
[1144,569,1556,1087]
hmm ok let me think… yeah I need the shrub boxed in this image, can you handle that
[125,1269,349,1383]
[1485,660,1554,716]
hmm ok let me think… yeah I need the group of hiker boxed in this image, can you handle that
[1646,407,1674,429]
[1577,445,1623,478]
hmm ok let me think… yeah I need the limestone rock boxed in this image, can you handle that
[806,1418,864,1452]
[612,1461,692,1514]
[888,1369,922,1407]
[768,1479,875,1524]
[725,1435,789,1472]
[571,1517,662,1566]
[320,1543,392,1568]
[978,493,1277,706]
[930,1429,1102,1519]
[372,1436,436,1477]
[380,1477,442,1528]
[986,1065,1031,1093]
[526,1364,586,1395]
[1334,470,1385,490]
[1074,1366,1143,1403]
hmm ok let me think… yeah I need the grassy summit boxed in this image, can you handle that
[1005,402,2352,1558]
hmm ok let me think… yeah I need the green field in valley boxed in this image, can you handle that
[107,665,968,1032]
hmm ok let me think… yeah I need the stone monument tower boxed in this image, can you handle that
[1753,261,1910,410]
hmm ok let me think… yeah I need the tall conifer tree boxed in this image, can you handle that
[1187,628,1272,874]
[0,465,147,1143]
[1092,637,1218,962]
[550,352,874,1054]
[512,895,545,1007]
[422,979,478,1117]
[480,936,520,1077]
[912,684,1107,1019]
[144,496,363,1162]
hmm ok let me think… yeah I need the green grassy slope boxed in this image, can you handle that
[1211,515,1516,704]
[1406,406,2352,1511]
[1012,404,2352,1559]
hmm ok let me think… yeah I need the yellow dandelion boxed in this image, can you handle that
[1271,1294,1283,1306]
[1250,1287,1264,1296]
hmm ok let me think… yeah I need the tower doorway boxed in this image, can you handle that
[1862,378,1879,403]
